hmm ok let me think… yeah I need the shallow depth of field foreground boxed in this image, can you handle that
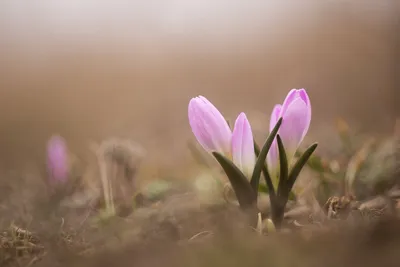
[0,1,399,267]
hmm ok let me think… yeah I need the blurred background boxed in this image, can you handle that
[0,0,398,172]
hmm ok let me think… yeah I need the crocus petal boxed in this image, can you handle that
[232,113,255,178]
[280,89,298,115]
[267,89,312,174]
[298,88,310,107]
[47,135,69,184]
[297,88,312,140]
[188,96,232,155]
[267,105,282,176]
[277,97,310,160]
[269,104,282,132]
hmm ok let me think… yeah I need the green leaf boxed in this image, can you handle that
[250,118,282,196]
[253,141,261,156]
[212,152,256,209]
[253,141,276,197]
[276,135,288,197]
[287,143,318,193]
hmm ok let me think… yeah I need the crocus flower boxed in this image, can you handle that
[188,96,255,177]
[232,113,256,178]
[267,89,311,175]
[188,96,232,156]
[46,135,69,184]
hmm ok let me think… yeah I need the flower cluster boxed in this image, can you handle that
[188,89,316,227]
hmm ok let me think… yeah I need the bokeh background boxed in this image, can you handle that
[0,0,398,174]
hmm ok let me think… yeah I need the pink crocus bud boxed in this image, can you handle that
[268,89,312,174]
[232,113,256,178]
[46,135,69,184]
[267,104,282,178]
[188,96,232,156]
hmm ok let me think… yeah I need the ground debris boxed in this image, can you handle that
[0,225,45,266]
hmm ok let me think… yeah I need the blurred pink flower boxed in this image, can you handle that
[188,96,255,177]
[46,135,69,184]
[267,89,311,176]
